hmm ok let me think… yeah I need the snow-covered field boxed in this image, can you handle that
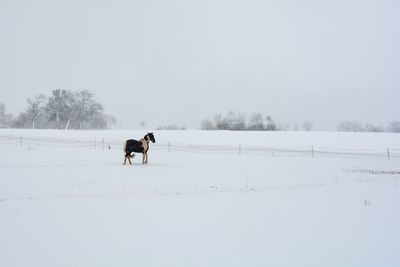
[1,129,400,267]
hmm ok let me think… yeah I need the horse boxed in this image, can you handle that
[123,132,156,165]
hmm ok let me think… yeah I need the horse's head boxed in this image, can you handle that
[146,132,156,143]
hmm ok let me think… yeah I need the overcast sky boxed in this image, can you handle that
[1,0,399,130]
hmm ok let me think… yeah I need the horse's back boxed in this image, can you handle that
[124,139,144,153]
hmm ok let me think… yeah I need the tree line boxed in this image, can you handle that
[0,89,116,129]
[200,111,314,131]
[337,121,400,133]
[1,100,399,132]
[200,111,400,132]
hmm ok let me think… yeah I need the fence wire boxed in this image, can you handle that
[0,134,399,159]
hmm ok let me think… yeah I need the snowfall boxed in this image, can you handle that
[0,129,399,267]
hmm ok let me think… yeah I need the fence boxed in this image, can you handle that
[1,134,399,160]
[160,142,400,159]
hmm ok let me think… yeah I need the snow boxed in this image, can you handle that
[1,129,400,267]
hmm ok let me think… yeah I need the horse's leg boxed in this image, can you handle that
[128,156,132,165]
[123,156,127,165]
[142,153,145,164]
[145,153,148,163]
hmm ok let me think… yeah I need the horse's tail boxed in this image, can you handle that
[123,140,127,153]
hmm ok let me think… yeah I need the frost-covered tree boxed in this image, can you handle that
[211,112,246,130]
[73,90,94,129]
[214,113,228,130]
[202,112,282,131]
[248,113,264,131]
[3,90,114,129]
[224,111,246,130]
[46,89,75,129]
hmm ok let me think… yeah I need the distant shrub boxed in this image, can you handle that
[157,124,186,130]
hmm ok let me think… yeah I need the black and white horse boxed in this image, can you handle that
[123,132,156,165]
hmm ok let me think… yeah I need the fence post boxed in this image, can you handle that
[239,144,241,155]
[387,149,390,160]
[168,141,171,153]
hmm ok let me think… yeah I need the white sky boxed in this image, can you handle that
[1,0,399,130]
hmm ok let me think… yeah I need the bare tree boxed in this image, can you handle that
[265,115,277,131]
[72,90,105,129]
[224,111,246,130]
[26,94,46,129]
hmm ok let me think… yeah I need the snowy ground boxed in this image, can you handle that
[1,129,400,267]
